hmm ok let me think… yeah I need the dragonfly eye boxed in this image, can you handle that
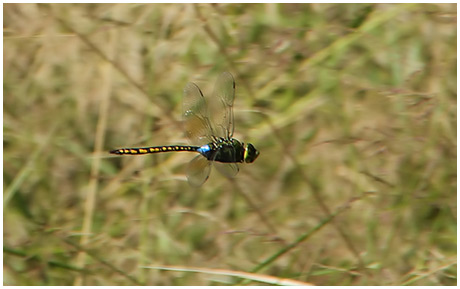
[244,143,259,163]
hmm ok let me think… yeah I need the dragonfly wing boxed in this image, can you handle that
[183,82,213,144]
[210,72,235,139]
[214,162,239,179]
[187,155,211,187]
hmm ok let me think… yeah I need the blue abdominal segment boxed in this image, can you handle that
[197,144,212,159]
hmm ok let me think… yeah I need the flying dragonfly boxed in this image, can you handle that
[110,72,259,186]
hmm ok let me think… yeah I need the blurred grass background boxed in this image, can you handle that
[3,3,456,285]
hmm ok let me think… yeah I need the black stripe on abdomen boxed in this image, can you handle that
[110,145,199,155]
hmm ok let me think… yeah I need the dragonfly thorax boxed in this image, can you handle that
[196,138,240,163]
[196,137,259,164]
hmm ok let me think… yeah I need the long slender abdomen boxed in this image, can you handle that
[110,145,199,155]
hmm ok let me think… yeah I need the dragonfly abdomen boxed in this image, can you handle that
[110,145,200,155]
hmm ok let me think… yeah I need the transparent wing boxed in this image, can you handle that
[209,72,235,139]
[183,82,214,144]
[187,155,211,187]
[214,162,239,179]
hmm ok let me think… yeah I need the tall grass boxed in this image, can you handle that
[4,3,456,285]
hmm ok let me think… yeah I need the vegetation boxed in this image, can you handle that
[4,3,456,285]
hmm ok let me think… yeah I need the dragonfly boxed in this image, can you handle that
[110,72,259,186]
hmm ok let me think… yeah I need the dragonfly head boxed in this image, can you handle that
[244,143,259,163]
